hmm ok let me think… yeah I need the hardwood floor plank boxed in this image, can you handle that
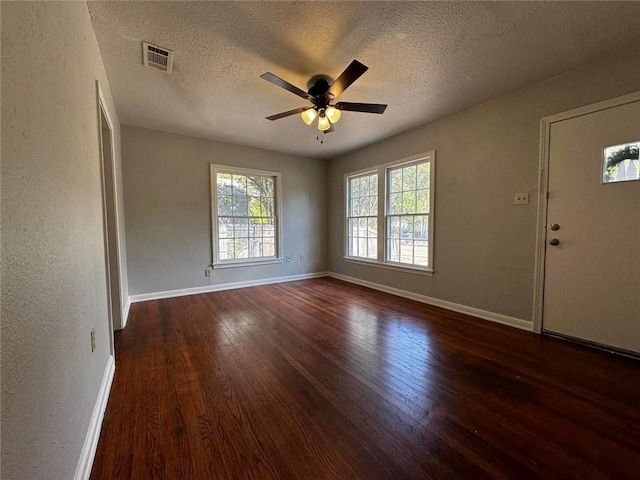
[90,278,640,479]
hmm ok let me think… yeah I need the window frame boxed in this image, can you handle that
[343,152,435,275]
[345,171,379,261]
[210,164,283,269]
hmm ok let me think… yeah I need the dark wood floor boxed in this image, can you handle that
[90,278,640,479]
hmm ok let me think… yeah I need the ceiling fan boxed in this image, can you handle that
[261,60,387,133]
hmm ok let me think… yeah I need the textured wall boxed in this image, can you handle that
[122,126,327,295]
[328,44,640,322]
[1,2,124,478]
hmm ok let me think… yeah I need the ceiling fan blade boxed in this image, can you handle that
[265,107,311,121]
[261,72,311,100]
[335,102,387,114]
[328,60,368,99]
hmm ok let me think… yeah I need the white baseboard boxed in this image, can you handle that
[74,354,115,480]
[327,272,533,332]
[121,297,130,329]
[129,271,329,303]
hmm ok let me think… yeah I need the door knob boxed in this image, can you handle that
[550,223,560,231]
[549,238,560,246]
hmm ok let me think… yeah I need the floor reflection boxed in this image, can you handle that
[346,304,433,406]
[381,316,432,404]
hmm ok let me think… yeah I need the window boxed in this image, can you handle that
[386,161,431,267]
[347,172,378,259]
[345,152,435,274]
[603,141,639,183]
[211,165,282,267]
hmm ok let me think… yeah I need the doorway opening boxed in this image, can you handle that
[97,83,123,356]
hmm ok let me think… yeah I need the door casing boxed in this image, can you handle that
[532,90,640,334]
[96,81,123,356]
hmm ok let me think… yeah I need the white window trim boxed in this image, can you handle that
[344,151,435,274]
[210,164,283,268]
[345,170,379,261]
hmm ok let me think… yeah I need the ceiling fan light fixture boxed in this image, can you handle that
[317,112,331,131]
[301,108,317,125]
[261,60,387,135]
[325,106,341,124]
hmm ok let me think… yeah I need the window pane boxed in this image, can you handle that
[388,238,399,262]
[414,215,428,240]
[232,174,247,191]
[350,237,358,257]
[263,238,275,257]
[361,197,371,216]
[232,196,247,216]
[368,217,378,237]
[389,193,402,214]
[367,239,377,259]
[248,196,261,217]
[388,216,400,239]
[417,162,430,189]
[219,239,229,260]
[351,197,361,216]
[403,165,416,191]
[401,217,414,239]
[218,218,232,239]
[248,222,262,238]
[389,168,402,193]
[359,217,368,237]
[246,178,260,197]
[368,197,378,216]
[403,191,416,214]
[359,238,367,257]
[370,175,378,196]
[400,239,414,264]
[603,141,640,183]
[224,239,236,259]
[348,218,356,239]
[416,189,429,214]
[350,177,360,199]
[414,241,428,266]
[262,218,275,237]
[234,218,249,238]
[235,238,248,258]
[261,196,274,217]
[217,194,233,216]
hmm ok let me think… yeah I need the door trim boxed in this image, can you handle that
[95,80,122,355]
[532,90,640,334]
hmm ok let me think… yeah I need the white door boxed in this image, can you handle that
[543,98,640,354]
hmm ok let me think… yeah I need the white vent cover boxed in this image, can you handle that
[142,42,173,73]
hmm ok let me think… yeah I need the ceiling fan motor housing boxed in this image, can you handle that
[308,79,331,109]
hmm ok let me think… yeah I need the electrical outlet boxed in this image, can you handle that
[205,268,211,277]
[90,329,96,353]
[300,254,305,262]
[514,193,529,205]
[286,256,291,262]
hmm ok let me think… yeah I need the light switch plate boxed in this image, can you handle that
[514,193,529,205]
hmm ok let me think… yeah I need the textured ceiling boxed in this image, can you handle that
[88,1,640,159]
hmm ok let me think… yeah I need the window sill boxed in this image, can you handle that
[343,257,434,276]
[213,258,283,269]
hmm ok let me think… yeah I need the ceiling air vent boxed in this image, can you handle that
[142,42,173,73]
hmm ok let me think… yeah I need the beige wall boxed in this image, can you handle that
[328,44,640,323]
[122,126,327,295]
[1,2,126,478]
